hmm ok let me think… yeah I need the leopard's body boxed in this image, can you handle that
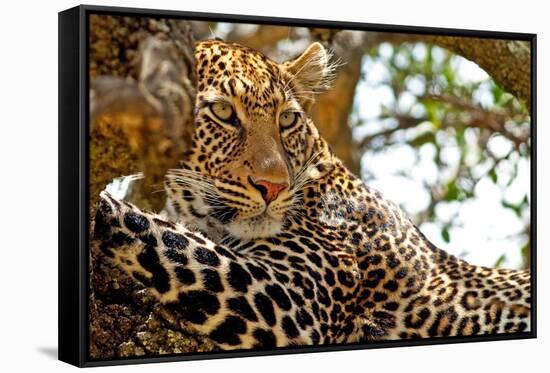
[94,40,531,350]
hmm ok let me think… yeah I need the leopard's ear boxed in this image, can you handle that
[282,42,335,109]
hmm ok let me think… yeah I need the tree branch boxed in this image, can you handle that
[430,36,531,110]
[360,32,531,110]
[226,25,293,50]
[422,93,530,147]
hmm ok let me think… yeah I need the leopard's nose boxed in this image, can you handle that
[248,176,288,205]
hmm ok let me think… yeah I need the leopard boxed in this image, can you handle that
[93,39,532,351]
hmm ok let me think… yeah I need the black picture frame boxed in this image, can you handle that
[58,4,537,367]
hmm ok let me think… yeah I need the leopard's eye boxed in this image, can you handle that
[279,111,299,128]
[209,102,238,125]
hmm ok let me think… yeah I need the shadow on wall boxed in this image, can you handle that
[36,346,58,360]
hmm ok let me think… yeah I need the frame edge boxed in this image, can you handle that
[58,5,85,368]
[64,4,537,367]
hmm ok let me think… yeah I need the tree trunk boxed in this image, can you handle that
[311,50,363,176]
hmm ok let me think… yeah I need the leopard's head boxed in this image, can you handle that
[166,40,335,241]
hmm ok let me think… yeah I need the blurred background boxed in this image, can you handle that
[188,22,532,270]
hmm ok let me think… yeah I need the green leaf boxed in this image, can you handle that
[442,64,455,85]
[489,168,498,184]
[494,254,507,268]
[506,162,519,187]
[423,100,441,128]
[501,200,522,218]
[492,84,504,104]
[411,131,436,148]
[441,226,451,243]
[444,181,459,201]
[425,45,433,70]
[455,127,466,148]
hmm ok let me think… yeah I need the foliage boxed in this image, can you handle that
[351,42,531,268]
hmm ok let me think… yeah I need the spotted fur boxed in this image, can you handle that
[94,40,531,350]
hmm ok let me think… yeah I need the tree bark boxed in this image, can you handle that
[309,30,368,176]
[89,15,196,213]
[89,15,218,359]
[310,56,362,176]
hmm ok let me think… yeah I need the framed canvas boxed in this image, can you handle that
[58,4,537,367]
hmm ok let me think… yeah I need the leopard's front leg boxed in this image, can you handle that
[93,191,318,350]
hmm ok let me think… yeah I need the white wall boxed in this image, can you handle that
[0,0,546,371]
